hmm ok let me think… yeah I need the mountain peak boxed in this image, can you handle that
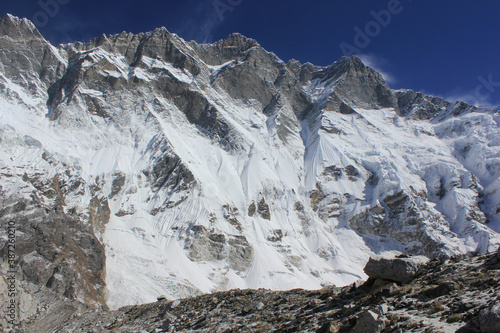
[337,55,366,70]
[0,14,43,41]
[219,32,259,49]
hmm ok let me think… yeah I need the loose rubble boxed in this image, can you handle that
[13,251,500,332]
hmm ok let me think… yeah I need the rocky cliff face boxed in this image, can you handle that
[0,13,499,315]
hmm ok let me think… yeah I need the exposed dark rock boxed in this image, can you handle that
[364,251,430,283]
[353,309,386,333]
[0,14,65,98]
[314,56,398,110]
[257,198,271,220]
[223,204,242,232]
[479,301,500,333]
[309,186,326,211]
[88,194,110,235]
[267,229,283,242]
[423,282,456,298]
[190,33,260,66]
[247,201,256,217]
[0,200,107,309]
[109,171,126,198]
[350,190,452,258]
[147,135,195,193]
[322,165,343,181]
[345,165,361,181]
[227,235,254,271]
[185,225,253,271]
[396,89,484,121]
[211,46,279,107]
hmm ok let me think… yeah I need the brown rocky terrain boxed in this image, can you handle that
[8,248,499,333]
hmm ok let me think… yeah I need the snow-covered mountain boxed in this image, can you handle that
[0,14,499,311]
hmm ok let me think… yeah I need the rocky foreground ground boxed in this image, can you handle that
[12,249,499,333]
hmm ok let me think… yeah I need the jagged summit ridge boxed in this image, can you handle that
[0,13,43,40]
[0,14,499,315]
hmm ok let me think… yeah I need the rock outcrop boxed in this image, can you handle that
[479,301,500,333]
[0,199,107,308]
[364,251,430,283]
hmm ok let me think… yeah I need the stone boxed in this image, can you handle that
[479,302,500,333]
[371,278,393,291]
[257,198,271,220]
[349,191,450,258]
[424,282,455,298]
[364,251,430,283]
[376,303,389,315]
[326,56,398,110]
[353,310,386,333]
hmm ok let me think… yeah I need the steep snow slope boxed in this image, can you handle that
[0,14,499,310]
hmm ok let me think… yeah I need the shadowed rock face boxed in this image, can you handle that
[349,192,447,257]
[146,134,195,193]
[0,14,66,97]
[0,200,107,308]
[210,46,281,107]
[0,14,43,40]
[395,89,484,120]
[318,56,398,110]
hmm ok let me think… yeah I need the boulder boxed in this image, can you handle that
[479,302,500,333]
[364,251,430,283]
[354,310,386,333]
[496,246,500,261]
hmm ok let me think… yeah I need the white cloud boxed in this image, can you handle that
[356,54,499,110]
[445,92,499,110]
[356,53,396,85]
[414,87,500,110]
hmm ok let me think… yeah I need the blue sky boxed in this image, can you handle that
[2,0,499,108]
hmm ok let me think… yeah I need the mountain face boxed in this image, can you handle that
[0,13,499,313]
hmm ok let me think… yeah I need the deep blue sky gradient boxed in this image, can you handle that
[2,0,499,108]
